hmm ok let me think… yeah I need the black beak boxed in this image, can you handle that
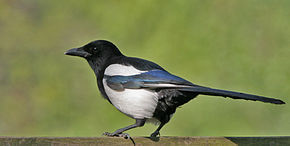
[65,47,91,58]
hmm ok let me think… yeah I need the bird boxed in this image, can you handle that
[65,40,285,138]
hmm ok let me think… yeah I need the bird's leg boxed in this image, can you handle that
[150,122,165,138]
[103,119,145,139]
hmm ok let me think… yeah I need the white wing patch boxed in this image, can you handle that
[144,83,192,88]
[104,64,146,76]
[103,79,158,119]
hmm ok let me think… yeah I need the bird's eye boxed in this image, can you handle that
[92,47,98,53]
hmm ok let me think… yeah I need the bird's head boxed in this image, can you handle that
[65,40,123,59]
[65,40,124,74]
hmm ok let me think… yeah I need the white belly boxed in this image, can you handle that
[103,80,158,119]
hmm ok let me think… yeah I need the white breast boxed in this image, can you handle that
[104,64,146,76]
[103,79,158,119]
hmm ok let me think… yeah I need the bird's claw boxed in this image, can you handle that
[150,131,160,138]
[118,133,131,139]
[103,132,131,139]
[103,132,114,137]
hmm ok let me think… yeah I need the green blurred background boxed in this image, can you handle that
[0,0,289,137]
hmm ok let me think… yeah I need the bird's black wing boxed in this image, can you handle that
[104,69,285,105]
[104,70,194,91]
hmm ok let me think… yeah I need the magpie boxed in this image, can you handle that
[65,40,285,138]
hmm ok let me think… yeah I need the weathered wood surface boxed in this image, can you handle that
[0,136,289,146]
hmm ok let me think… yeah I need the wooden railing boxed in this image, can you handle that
[0,136,289,145]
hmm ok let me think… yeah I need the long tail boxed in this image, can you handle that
[180,86,285,104]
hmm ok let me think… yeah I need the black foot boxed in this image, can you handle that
[150,131,160,138]
[103,132,131,139]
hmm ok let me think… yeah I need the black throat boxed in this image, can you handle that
[86,54,125,77]
[86,57,106,77]
[86,55,124,103]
